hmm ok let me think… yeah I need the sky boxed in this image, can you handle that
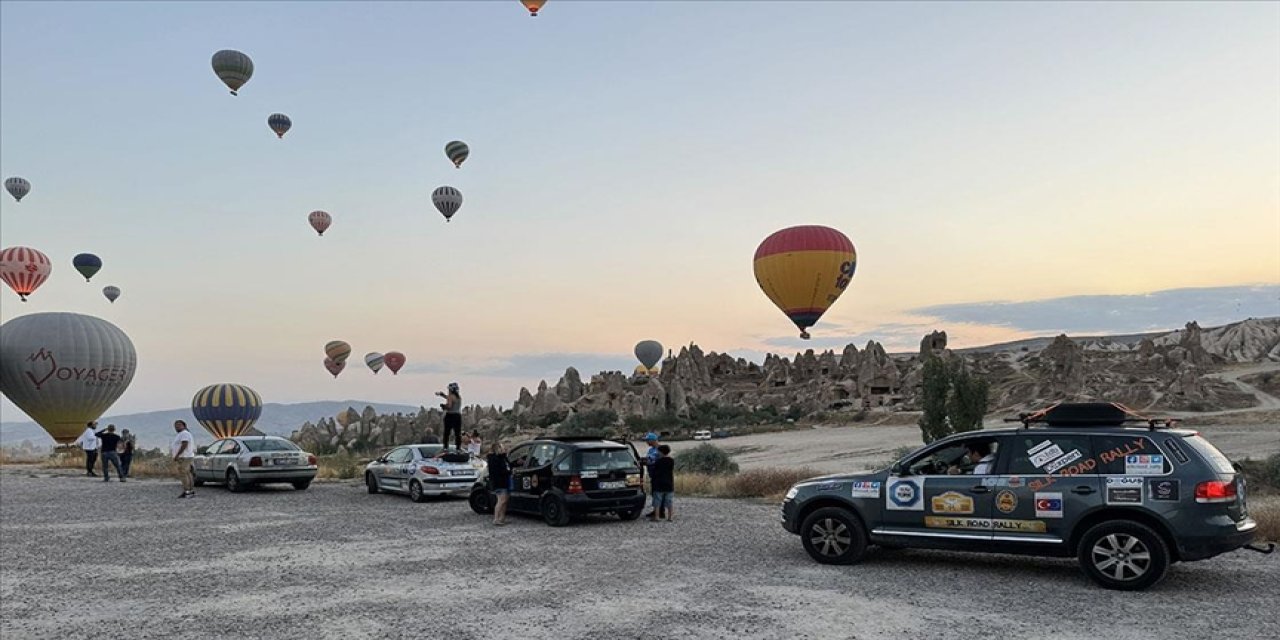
[1,1,1278,420]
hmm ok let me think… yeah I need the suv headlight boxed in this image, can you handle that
[785,486,800,500]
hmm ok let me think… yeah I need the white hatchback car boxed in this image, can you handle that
[693,430,712,441]
[365,445,486,502]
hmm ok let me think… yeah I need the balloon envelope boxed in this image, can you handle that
[308,211,332,236]
[5,177,30,202]
[191,383,263,439]
[445,141,470,168]
[432,186,462,222]
[73,253,102,282]
[634,340,663,369]
[0,246,52,302]
[268,113,292,139]
[0,313,137,444]
[384,351,406,375]
[211,49,254,95]
[102,286,121,303]
[521,0,546,16]
[324,357,345,378]
[365,352,384,374]
[324,340,351,364]
[336,409,353,427]
[753,225,856,339]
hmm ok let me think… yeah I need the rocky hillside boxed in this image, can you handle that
[290,318,1278,454]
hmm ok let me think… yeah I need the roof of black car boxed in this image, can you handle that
[525,436,629,448]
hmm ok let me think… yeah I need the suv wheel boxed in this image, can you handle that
[1077,520,1170,591]
[541,495,571,527]
[409,480,428,503]
[618,507,642,521]
[469,489,493,514]
[226,469,246,493]
[800,507,868,565]
[365,473,380,494]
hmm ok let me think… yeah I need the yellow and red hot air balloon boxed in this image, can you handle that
[521,0,546,17]
[0,246,52,302]
[752,225,857,340]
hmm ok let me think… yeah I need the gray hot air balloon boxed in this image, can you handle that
[211,49,254,96]
[432,186,463,222]
[5,177,30,202]
[102,286,121,303]
[0,313,137,445]
[634,340,663,370]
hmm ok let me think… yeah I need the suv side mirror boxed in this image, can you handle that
[890,462,905,476]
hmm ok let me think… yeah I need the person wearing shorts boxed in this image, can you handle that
[486,442,512,526]
[651,445,675,522]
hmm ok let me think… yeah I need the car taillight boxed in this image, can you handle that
[1195,480,1237,503]
[568,475,583,494]
[421,465,439,475]
[249,456,263,467]
[308,455,317,465]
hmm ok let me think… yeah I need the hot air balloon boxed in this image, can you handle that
[5,177,30,202]
[634,340,663,370]
[432,186,462,222]
[72,253,102,282]
[324,357,345,378]
[324,340,351,364]
[308,210,332,236]
[191,383,263,439]
[521,0,546,16]
[268,113,292,139]
[211,49,254,96]
[365,352,384,374]
[445,141,470,168]
[384,351,406,375]
[753,225,857,340]
[633,365,659,379]
[0,246,52,302]
[0,312,137,445]
[102,286,121,303]
[336,409,353,427]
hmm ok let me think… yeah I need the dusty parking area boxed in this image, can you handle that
[2,470,1278,640]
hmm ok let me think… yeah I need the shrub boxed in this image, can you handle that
[674,443,739,475]
[1250,495,1280,542]
[1239,453,1280,493]
[557,409,619,438]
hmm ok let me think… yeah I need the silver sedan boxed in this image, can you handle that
[365,445,486,502]
[192,436,318,492]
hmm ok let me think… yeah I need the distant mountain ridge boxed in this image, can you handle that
[0,401,420,450]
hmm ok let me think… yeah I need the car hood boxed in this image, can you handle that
[796,470,886,486]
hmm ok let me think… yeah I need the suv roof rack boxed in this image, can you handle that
[1004,402,1180,430]
[533,436,625,444]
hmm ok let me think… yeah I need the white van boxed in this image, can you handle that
[693,430,712,441]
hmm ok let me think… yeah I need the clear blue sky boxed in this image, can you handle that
[1,1,1277,418]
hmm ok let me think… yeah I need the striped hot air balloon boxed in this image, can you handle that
[365,352,384,374]
[752,226,857,340]
[324,340,351,364]
[5,177,30,202]
[191,383,263,439]
[0,246,52,302]
[432,186,462,222]
[211,49,254,96]
[268,113,292,139]
[308,210,332,236]
[444,141,470,168]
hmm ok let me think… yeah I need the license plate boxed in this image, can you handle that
[448,482,469,488]
[450,470,472,476]
[273,458,294,466]
[599,480,626,489]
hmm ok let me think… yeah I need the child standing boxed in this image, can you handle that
[651,444,675,522]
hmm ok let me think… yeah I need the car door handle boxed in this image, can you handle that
[1071,486,1097,495]
[970,486,990,494]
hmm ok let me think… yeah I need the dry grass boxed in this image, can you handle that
[676,467,824,503]
[1250,494,1280,542]
[316,453,372,480]
[34,450,177,478]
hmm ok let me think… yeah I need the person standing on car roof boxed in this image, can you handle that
[486,441,512,527]
[96,424,125,483]
[436,382,463,450]
[73,422,101,477]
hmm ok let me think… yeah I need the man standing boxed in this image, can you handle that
[96,424,125,482]
[643,432,661,519]
[119,428,136,479]
[171,420,196,498]
[73,422,100,477]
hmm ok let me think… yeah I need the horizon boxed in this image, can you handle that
[2,2,1278,424]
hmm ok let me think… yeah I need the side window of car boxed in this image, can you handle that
[529,444,557,468]
[905,443,965,476]
[508,445,531,469]
[205,440,225,455]
[222,441,241,455]
[1092,435,1167,475]
[388,448,411,464]
[555,448,575,472]
[1006,435,1094,475]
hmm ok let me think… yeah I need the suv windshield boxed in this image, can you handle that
[579,448,637,471]
[1184,435,1235,475]
[242,439,299,452]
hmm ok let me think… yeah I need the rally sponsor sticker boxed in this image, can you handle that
[1106,476,1144,505]
[1034,492,1063,518]
[850,481,881,499]
[1030,444,1065,468]
[924,517,1047,533]
[1027,440,1054,456]
[1044,449,1083,474]
[931,491,974,514]
[886,478,923,511]
[1149,479,1180,501]
[1125,454,1164,476]
[995,490,1018,514]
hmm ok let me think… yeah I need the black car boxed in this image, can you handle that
[780,402,1269,590]
[469,436,647,526]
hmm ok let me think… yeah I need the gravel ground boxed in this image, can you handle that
[2,469,1278,640]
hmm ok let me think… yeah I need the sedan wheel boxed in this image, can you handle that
[410,480,428,503]
[1078,520,1169,591]
[800,507,867,565]
[226,469,246,493]
[365,473,380,494]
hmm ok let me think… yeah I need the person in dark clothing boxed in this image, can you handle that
[651,445,675,522]
[435,382,463,450]
[96,424,125,483]
[119,429,136,478]
[486,442,512,526]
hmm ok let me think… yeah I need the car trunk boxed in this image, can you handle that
[1183,434,1249,522]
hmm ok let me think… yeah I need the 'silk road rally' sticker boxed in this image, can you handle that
[924,517,1048,533]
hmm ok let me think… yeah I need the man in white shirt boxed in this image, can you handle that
[949,441,997,475]
[171,420,196,498]
[73,422,101,477]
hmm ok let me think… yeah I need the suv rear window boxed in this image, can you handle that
[578,448,637,471]
[1184,435,1235,475]
[242,439,299,452]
